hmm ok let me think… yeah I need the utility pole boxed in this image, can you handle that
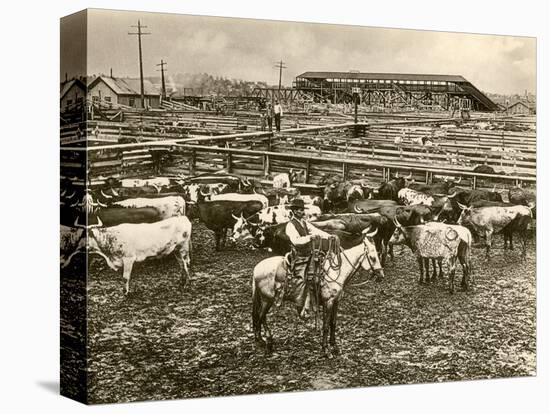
[128,20,151,109]
[157,59,167,100]
[274,60,287,94]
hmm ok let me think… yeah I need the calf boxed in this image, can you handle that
[86,216,192,294]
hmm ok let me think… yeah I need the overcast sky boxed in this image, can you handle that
[64,8,536,95]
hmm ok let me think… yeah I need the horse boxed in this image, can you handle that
[251,227,383,359]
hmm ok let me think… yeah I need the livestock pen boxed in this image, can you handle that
[60,111,537,403]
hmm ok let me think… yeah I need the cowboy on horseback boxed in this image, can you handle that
[284,198,334,317]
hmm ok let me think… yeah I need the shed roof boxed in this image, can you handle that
[60,78,86,99]
[296,71,467,82]
[88,76,160,96]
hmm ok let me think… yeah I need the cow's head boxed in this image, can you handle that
[230,213,256,242]
[346,184,364,202]
[71,190,107,214]
[456,202,472,226]
[431,191,457,221]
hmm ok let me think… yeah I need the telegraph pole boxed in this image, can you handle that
[128,20,151,109]
[274,60,287,92]
[157,59,167,100]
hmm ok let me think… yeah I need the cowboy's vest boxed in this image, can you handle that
[290,218,311,257]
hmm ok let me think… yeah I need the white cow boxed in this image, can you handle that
[121,177,171,188]
[114,196,186,219]
[87,216,192,295]
[207,192,269,209]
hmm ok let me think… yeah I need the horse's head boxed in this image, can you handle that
[361,227,383,279]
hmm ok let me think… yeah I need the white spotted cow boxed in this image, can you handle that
[85,216,192,295]
[114,195,186,219]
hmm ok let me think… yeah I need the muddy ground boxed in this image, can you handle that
[64,221,536,404]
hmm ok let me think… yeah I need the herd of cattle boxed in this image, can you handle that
[60,169,536,295]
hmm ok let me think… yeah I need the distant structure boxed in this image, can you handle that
[87,75,161,109]
[60,78,86,111]
[289,71,499,111]
[506,100,536,115]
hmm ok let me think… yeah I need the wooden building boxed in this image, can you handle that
[87,76,161,109]
[60,78,86,111]
[507,100,536,115]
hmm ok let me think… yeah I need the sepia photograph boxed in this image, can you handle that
[59,7,537,405]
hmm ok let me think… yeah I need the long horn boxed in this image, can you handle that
[96,217,103,227]
[97,200,108,208]
[395,171,399,178]
[393,217,402,228]
[61,188,67,197]
[457,202,468,210]
[444,176,449,182]
[200,187,211,196]
[455,177,461,184]
[100,189,113,199]
[232,214,239,220]
[447,191,457,199]
[366,227,378,238]
[492,185,497,192]
[73,216,83,228]
[66,191,76,200]
[406,172,413,179]
[354,205,364,213]
[111,187,119,197]
[70,200,79,208]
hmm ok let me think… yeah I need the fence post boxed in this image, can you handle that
[305,158,311,184]
[189,149,196,175]
[226,152,233,173]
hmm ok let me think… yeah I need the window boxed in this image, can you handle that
[129,97,135,107]
[92,95,99,102]
[66,99,73,106]
[104,96,111,102]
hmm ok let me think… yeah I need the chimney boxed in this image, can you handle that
[65,73,68,82]
[110,68,113,78]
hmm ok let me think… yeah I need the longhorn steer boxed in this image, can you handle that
[197,199,265,250]
[114,196,186,219]
[377,172,412,201]
[457,204,532,259]
[389,221,470,293]
[230,204,321,243]
[86,216,192,295]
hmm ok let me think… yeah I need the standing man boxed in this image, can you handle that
[266,102,274,132]
[285,198,333,318]
[274,100,283,132]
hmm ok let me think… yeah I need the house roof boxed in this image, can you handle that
[88,76,160,96]
[296,71,467,83]
[507,100,536,110]
[60,78,86,99]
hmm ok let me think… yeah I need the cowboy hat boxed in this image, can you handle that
[287,198,305,209]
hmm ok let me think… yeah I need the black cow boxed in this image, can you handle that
[253,222,290,255]
[408,177,461,195]
[197,199,265,250]
[87,207,162,227]
[348,199,398,214]
[377,172,412,201]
